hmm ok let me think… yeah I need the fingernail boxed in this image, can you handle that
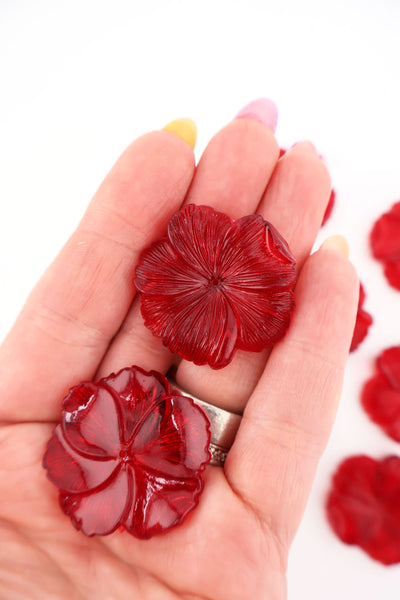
[289,140,318,154]
[320,235,349,258]
[234,98,278,133]
[163,118,197,150]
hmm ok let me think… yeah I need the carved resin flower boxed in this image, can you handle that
[326,455,400,565]
[361,346,400,442]
[370,201,400,290]
[135,204,297,369]
[43,366,211,538]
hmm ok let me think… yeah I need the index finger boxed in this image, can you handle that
[0,125,195,422]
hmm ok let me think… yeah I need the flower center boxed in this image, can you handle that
[119,448,130,462]
[209,276,223,289]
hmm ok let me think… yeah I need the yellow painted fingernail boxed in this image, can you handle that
[163,118,197,150]
[320,235,349,258]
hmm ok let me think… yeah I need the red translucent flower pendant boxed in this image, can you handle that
[361,345,400,442]
[370,200,400,290]
[43,366,211,538]
[135,204,297,369]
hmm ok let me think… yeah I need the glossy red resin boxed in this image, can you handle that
[321,189,335,226]
[370,201,400,290]
[361,346,400,442]
[278,147,287,158]
[43,366,211,538]
[135,204,297,369]
[349,282,373,352]
[326,455,400,565]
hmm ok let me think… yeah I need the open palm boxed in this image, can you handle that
[0,106,358,599]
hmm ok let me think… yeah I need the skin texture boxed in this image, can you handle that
[0,116,358,600]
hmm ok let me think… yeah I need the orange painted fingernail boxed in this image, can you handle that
[163,118,197,150]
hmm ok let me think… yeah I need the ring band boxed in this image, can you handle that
[169,380,242,466]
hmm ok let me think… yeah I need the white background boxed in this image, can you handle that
[1,1,400,598]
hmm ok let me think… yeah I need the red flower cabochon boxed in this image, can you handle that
[326,455,400,565]
[361,346,400,442]
[43,366,211,538]
[135,204,297,369]
[370,201,400,290]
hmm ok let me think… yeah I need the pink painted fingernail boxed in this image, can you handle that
[235,98,278,133]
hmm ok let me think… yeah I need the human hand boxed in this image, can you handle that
[0,100,358,599]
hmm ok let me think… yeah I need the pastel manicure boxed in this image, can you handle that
[321,235,349,259]
[235,98,278,133]
[163,118,197,150]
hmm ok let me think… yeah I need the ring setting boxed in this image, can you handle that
[169,380,241,467]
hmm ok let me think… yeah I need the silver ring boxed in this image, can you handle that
[168,380,242,467]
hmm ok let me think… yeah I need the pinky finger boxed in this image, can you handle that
[226,236,359,543]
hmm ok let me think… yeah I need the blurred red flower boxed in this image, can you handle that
[361,346,400,442]
[370,201,400,290]
[326,455,400,565]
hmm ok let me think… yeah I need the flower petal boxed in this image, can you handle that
[362,373,400,426]
[43,426,118,493]
[231,288,294,351]
[124,470,203,539]
[383,259,400,291]
[60,467,131,536]
[135,205,233,297]
[375,456,400,497]
[135,234,205,297]
[167,204,233,277]
[219,216,296,350]
[62,383,120,458]
[377,346,400,390]
[361,347,400,442]
[102,366,169,442]
[140,285,238,368]
[350,308,373,352]
[132,395,210,478]
[371,206,400,260]
[217,215,295,282]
